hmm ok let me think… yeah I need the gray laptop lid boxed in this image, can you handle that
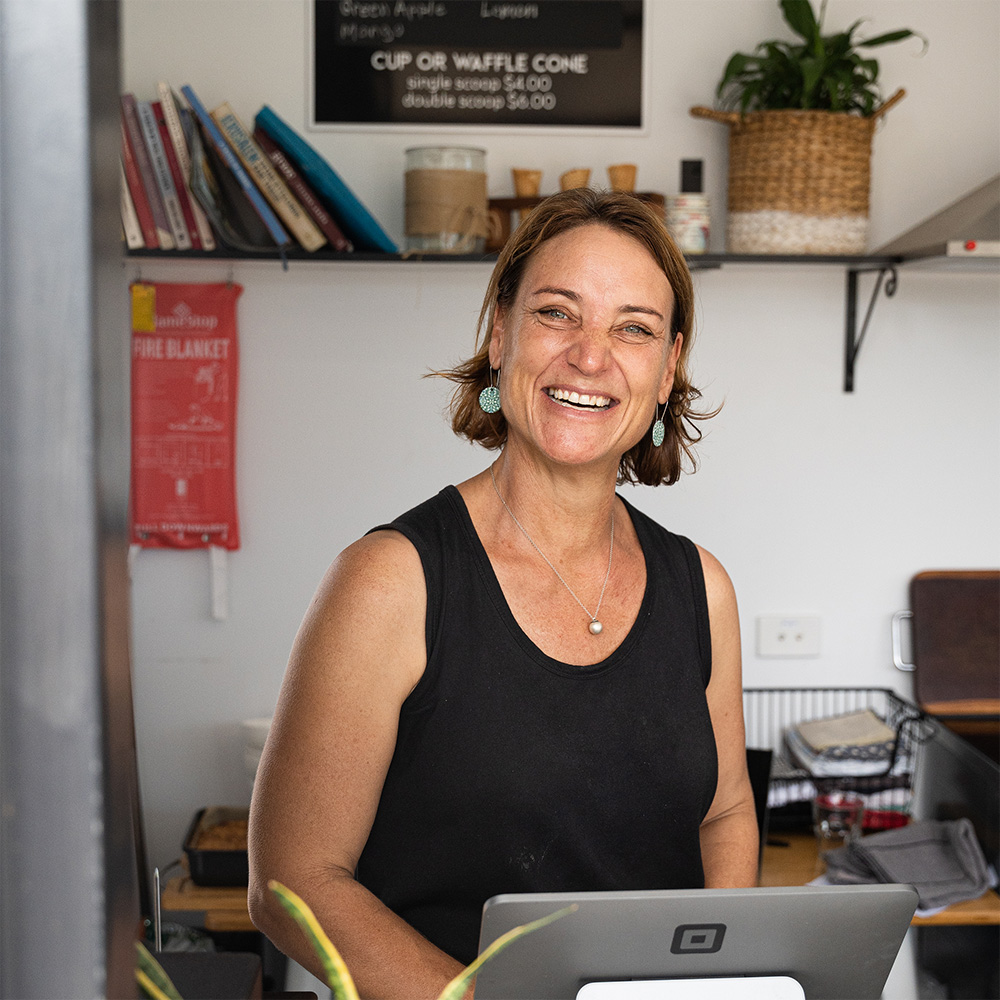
[475,884,918,1000]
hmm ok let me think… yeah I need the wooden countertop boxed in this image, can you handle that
[760,831,1000,926]
[161,876,256,933]
[160,835,999,932]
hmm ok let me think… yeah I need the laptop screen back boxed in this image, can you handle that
[475,884,917,1000]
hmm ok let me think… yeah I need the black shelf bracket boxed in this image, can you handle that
[844,264,898,392]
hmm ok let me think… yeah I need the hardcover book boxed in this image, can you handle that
[254,105,397,253]
[121,93,174,249]
[121,119,158,248]
[120,161,146,249]
[253,127,352,252]
[152,100,201,250]
[185,110,283,254]
[158,82,217,251]
[181,84,291,250]
[211,101,326,252]
[136,98,192,250]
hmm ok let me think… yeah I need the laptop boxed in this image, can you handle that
[475,884,918,1000]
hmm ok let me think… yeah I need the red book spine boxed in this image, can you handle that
[121,93,174,249]
[153,101,202,250]
[252,126,352,251]
[121,120,158,248]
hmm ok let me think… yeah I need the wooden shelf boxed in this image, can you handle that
[161,875,256,933]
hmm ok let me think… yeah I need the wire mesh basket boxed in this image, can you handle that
[743,687,929,831]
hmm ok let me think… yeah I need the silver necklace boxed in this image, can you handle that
[489,462,614,636]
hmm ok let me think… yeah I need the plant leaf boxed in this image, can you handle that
[780,0,819,43]
[269,881,360,1000]
[857,56,879,81]
[713,0,925,114]
[824,30,854,60]
[840,17,867,48]
[135,942,184,1000]
[136,969,172,1000]
[799,55,824,106]
[860,29,919,47]
[436,905,578,1000]
[716,52,752,97]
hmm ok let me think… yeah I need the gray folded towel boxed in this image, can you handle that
[822,818,992,910]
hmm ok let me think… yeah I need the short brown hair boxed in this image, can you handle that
[437,188,715,486]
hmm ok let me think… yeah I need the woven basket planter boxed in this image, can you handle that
[690,89,904,254]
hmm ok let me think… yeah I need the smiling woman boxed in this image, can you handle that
[484,223,680,481]
[441,188,712,486]
[248,188,758,1000]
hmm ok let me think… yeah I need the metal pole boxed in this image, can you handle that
[0,2,136,997]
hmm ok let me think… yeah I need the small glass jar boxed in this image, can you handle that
[405,146,487,253]
[667,194,711,254]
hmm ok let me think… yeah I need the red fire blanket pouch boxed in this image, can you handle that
[130,281,243,550]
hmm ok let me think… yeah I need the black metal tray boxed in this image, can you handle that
[182,806,249,887]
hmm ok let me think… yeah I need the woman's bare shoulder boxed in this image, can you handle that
[292,528,427,694]
[329,528,425,592]
[309,528,423,608]
[695,543,737,603]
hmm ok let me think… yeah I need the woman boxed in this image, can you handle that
[248,189,758,998]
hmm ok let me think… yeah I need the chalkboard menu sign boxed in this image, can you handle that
[312,1,644,129]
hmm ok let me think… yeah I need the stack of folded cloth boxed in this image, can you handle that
[822,817,995,911]
[785,709,902,777]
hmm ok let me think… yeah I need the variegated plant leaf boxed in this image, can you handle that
[436,904,577,1000]
[269,880,360,1000]
[135,941,183,1000]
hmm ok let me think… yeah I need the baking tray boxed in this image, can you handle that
[183,806,250,887]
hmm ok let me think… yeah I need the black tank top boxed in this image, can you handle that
[356,486,718,965]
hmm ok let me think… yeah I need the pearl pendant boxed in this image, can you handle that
[588,620,603,635]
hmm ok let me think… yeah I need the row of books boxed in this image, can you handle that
[120,83,398,256]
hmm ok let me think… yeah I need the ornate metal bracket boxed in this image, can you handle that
[844,265,898,392]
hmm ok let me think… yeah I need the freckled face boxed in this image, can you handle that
[490,224,682,470]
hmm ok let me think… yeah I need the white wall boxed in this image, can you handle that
[121,0,1000,870]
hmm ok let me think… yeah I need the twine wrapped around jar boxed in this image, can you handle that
[690,89,904,254]
[405,147,488,254]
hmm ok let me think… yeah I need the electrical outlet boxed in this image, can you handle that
[756,615,821,657]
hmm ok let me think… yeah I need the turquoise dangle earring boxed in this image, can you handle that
[479,367,501,414]
[651,401,667,447]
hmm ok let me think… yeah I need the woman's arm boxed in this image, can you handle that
[248,530,467,999]
[696,546,760,888]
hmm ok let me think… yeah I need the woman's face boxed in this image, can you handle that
[490,223,682,472]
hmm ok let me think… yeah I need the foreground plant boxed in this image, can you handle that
[135,941,183,1000]
[269,879,575,1000]
[717,0,925,115]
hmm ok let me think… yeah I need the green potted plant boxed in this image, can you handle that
[691,0,925,254]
